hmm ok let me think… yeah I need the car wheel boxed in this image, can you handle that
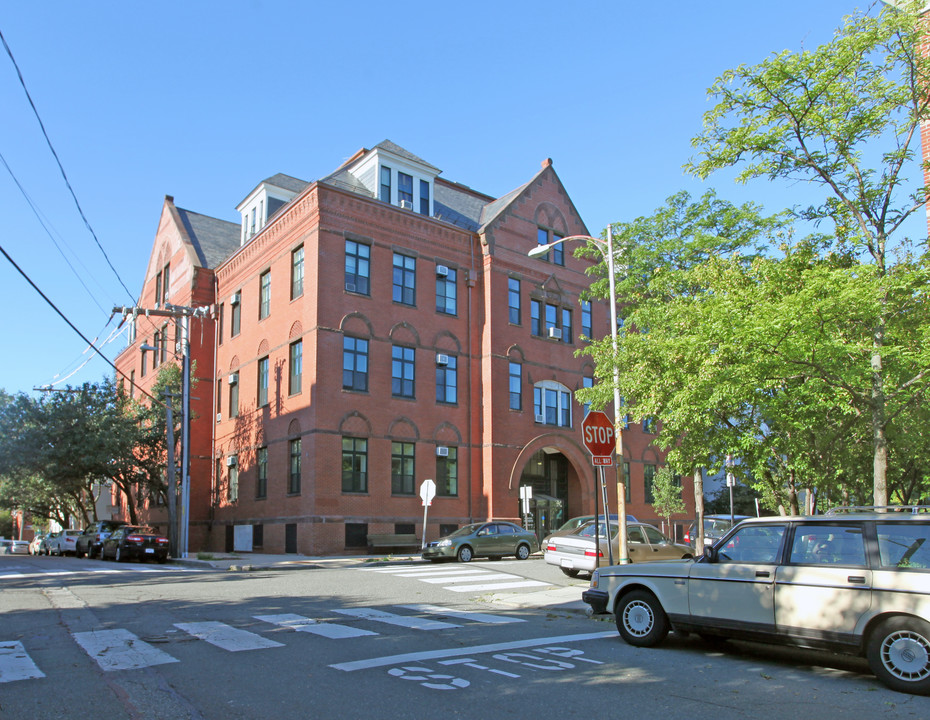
[867,617,930,695]
[560,567,581,578]
[76,547,85,559]
[457,546,473,563]
[615,590,669,647]
[115,546,124,563]
[87,546,96,560]
[515,544,531,560]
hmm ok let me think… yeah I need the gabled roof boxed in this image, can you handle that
[176,208,241,268]
[372,140,440,172]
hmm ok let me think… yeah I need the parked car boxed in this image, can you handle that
[40,531,60,555]
[5,540,30,555]
[29,534,46,555]
[542,514,639,544]
[684,514,752,548]
[101,525,170,563]
[76,520,127,559]
[422,521,539,563]
[545,520,693,577]
[583,510,930,695]
[50,529,82,556]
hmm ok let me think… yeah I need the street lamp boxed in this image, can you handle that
[527,226,630,564]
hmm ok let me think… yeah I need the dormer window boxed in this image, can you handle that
[380,166,391,202]
[398,172,413,208]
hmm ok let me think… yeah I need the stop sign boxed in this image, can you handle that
[582,411,616,465]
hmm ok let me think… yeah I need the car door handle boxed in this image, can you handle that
[755,571,770,578]
[847,576,866,584]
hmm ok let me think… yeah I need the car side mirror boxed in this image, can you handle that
[703,545,717,563]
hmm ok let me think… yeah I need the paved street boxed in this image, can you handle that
[1,553,928,719]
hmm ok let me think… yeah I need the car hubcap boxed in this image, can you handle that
[882,630,930,681]
[623,601,654,638]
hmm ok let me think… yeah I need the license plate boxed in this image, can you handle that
[145,548,154,554]
[560,558,574,569]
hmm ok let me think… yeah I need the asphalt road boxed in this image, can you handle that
[1,553,928,719]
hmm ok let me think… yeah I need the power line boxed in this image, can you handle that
[0,242,160,407]
[0,149,110,316]
[0,26,136,302]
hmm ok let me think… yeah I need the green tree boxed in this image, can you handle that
[686,1,930,505]
[651,467,686,537]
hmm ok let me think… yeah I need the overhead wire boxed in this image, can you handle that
[0,26,136,303]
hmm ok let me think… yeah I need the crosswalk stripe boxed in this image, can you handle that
[446,580,551,592]
[174,622,283,651]
[333,607,460,630]
[418,572,517,584]
[72,629,179,671]
[397,604,524,624]
[383,568,490,577]
[0,641,45,682]
[254,614,378,639]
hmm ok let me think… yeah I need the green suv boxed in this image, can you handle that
[583,509,930,695]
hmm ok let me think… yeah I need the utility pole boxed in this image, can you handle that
[114,303,211,559]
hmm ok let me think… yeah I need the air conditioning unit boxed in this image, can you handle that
[548,327,562,340]
[345,282,357,293]
[436,446,449,457]
[228,373,239,385]
[215,413,222,423]
[436,353,450,366]
[436,265,449,277]
[230,292,241,305]
[535,414,546,424]
[226,456,237,467]
[398,200,414,210]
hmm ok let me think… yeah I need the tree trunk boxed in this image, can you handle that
[693,466,704,548]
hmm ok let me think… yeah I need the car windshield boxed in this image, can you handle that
[448,524,484,538]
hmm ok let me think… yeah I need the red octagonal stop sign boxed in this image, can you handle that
[582,410,616,465]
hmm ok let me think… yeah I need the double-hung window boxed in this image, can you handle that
[289,438,301,494]
[257,357,269,407]
[398,172,413,206]
[259,271,271,319]
[343,337,369,392]
[436,354,457,404]
[380,165,391,202]
[342,437,368,493]
[392,345,415,398]
[437,447,458,496]
[289,340,302,395]
[291,246,304,300]
[393,253,416,305]
[345,240,371,295]
[391,442,415,495]
[256,447,267,499]
[581,300,592,339]
[509,362,522,410]
[436,266,456,315]
[508,278,520,324]
[534,381,572,427]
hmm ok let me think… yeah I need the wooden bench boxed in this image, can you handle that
[366,533,420,553]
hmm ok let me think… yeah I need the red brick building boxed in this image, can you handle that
[115,140,693,554]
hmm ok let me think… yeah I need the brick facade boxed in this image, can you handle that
[115,142,694,555]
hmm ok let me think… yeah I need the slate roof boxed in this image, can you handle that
[176,208,241,269]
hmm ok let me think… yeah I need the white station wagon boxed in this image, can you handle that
[583,510,930,695]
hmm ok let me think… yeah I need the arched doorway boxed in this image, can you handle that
[518,448,571,542]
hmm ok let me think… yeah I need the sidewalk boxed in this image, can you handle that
[171,552,590,615]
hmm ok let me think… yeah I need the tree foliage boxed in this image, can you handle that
[685,0,930,505]
[0,375,176,526]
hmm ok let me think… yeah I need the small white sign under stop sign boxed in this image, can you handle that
[520,485,533,514]
[420,478,437,506]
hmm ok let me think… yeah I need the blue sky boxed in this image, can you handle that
[0,1,916,396]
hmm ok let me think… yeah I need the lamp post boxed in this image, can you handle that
[527,226,630,564]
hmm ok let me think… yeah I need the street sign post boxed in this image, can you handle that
[420,479,436,550]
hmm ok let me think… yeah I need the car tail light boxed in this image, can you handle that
[156,537,169,545]
[546,544,557,552]
[126,534,145,542]
[584,548,603,558]
[684,530,691,543]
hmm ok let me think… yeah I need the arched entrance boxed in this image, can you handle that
[518,448,571,542]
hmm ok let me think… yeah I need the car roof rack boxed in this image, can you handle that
[825,505,930,515]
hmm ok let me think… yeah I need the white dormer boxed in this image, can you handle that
[236,174,308,245]
[349,141,439,218]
